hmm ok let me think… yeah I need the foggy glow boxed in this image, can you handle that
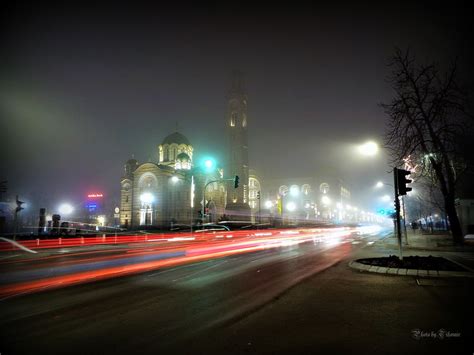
[286,202,296,211]
[375,181,384,188]
[265,200,273,208]
[204,159,214,169]
[321,196,331,205]
[358,141,378,156]
[97,215,106,226]
[58,203,73,215]
[289,185,299,196]
[171,176,180,183]
[140,192,154,204]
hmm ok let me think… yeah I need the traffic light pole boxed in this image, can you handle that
[401,196,408,245]
[394,168,403,260]
[202,177,237,226]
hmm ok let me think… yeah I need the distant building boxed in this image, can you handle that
[119,73,257,229]
[120,132,228,229]
[260,175,351,224]
[225,71,252,220]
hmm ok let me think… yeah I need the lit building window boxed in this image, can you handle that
[320,183,330,194]
[302,184,311,195]
[230,112,237,127]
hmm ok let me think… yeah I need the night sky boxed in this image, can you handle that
[1,2,473,212]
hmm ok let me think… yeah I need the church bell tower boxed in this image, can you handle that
[225,71,251,219]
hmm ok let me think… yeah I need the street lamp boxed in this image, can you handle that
[58,203,74,215]
[286,201,296,212]
[358,141,379,156]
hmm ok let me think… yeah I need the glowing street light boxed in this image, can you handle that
[321,196,331,205]
[97,215,106,226]
[58,203,74,215]
[289,185,299,196]
[381,194,391,202]
[171,176,180,183]
[286,202,296,212]
[358,141,379,156]
[265,200,274,209]
[375,181,384,188]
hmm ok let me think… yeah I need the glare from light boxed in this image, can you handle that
[289,185,299,196]
[358,141,379,156]
[375,181,384,188]
[336,202,342,209]
[204,159,214,169]
[140,192,154,204]
[265,200,273,209]
[382,194,391,202]
[171,176,180,183]
[286,202,296,212]
[58,203,73,215]
[321,196,331,205]
[97,215,106,226]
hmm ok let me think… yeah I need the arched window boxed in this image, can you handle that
[320,183,330,194]
[230,112,238,127]
[302,184,311,195]
[279,185,289,196]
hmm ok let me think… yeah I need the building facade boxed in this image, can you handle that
[225,71,252,220]
[119,132,228,229]
[120,73,256,229]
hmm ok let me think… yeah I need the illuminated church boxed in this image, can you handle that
[119,73,260,228]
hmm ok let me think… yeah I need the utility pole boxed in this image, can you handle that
[394,167,413,259]
[257,190,261,226]
[401,196,408,245]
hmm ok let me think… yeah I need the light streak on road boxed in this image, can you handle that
[0,226,371,299]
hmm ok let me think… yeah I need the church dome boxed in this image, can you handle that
[162,132,190,146]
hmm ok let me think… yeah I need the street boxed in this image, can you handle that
[1,227,473,354]
[0,228,379,354]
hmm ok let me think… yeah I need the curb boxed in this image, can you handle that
[348,260,474,278]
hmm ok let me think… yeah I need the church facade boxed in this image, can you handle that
[119,74,260,229]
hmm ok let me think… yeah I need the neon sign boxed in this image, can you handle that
[87,193,103,198]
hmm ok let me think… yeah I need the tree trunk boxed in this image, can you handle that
[444,195,463,244]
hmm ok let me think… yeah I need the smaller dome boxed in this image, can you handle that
[176,152,190,161]
[162,132,190,146]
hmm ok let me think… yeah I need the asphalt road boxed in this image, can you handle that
[0,229,380,354]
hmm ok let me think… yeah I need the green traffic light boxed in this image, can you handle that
[204,159,214,169]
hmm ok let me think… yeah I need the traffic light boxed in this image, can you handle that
[234,175,239,188]
[15,195,24,213]
[396,169,412,196]
[0,180,7,193]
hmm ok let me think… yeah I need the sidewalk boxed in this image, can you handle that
[186,236,474,354]
[352,230,474,274]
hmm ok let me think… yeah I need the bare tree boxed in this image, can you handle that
[382,48,473,244]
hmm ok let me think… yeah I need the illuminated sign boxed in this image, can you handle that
[87,193,103,198]
[87,203,97,212]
